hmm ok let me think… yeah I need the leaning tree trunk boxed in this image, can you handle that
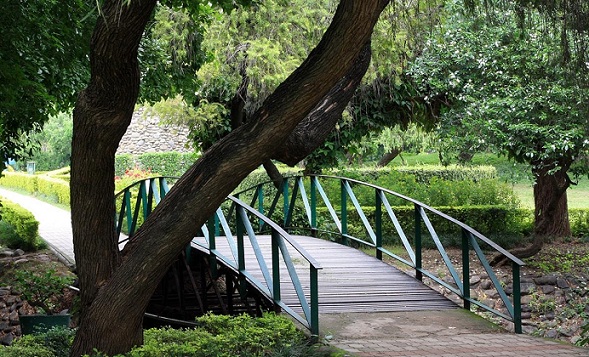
[376,148,401,167]
[69,1,389,356]
[491,166,571,266]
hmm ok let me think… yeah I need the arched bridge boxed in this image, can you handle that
[115,175,525,336]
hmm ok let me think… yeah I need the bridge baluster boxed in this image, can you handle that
[461,228,471,310]
[414,204,423,281]
[375,188,383,260]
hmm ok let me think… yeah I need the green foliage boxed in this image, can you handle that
[115,152,198,179]
[324,205,530,247]
[10,326,75,357]
[137,151,199,177]
[526,246,589,274]
[81,313,328,357]
[14,269,74,314]
[115,154,135,178]
[0,0,92,161]
[16,113,73,171]
[411,1,589,177]
[0,172,69,205]
[0,198,43,251]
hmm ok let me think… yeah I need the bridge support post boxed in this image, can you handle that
[310,266,319,338]
[414,204,423,282]
[461,229,471,310]
[375,189,383,260]
[341,180,348,246]
[512,262,522,333]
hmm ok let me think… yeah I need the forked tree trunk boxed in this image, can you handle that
[69,1,389,356]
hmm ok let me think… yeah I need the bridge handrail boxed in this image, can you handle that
[114,177,321,336]
[226,195,322,269]
[313,174,525,266]
[236,173,524,333]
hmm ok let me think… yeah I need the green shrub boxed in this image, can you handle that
[87,313,325,357]
[315,205,531,248]
[570,209,589,238]
[0,198,43,251]
[115,154,135,177]
[36,176,70,205]
[0,172,69,205]
[115,152,200,178]
[0,172,39,193]
[10,326,75,357]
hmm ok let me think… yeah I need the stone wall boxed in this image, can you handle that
[116,108,192,155]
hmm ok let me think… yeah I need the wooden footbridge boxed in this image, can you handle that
[116,175,525,336]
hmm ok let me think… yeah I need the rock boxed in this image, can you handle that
[13,258,28,265]
[545,329,558,339]
[8,311,18,325]
[520,282,536,295]
[541,285,556,294]
[522,325,537,334]
[534,275,558,285]
[483,289,499,299]
[479,280,493,290]
[0,251,14,258]
[470,275,481,286]
[0,332,13,346]
[556,278,570,289]
[13,249,24,257]
[521,312,532,319]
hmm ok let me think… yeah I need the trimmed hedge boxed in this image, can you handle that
[115,151,199,177]
[331,165,497,183]
[0,172,70,205]
[0,198,43,251]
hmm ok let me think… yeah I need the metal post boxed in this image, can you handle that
[236,207,246,298]
[208,217,218,278]
[512,262,522,333]
[310,177,317,237]
[414,204,422,281]
[462,229,471,310]
[375,189,383,260]
[310,266,319,338]
[341,180,348,246]
[271,230,281,311]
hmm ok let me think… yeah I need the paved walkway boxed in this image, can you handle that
[0,187,75,267]
[0,187,588,356]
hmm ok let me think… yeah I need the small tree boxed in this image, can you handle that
[411,1,589,258]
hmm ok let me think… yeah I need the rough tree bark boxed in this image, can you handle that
[70,1,389,356]
[491,166,571,266]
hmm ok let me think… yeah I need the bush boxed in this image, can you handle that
[0,172,70,205]
[2,326,75,357]
[3,313,333,357]
[315,205,531,248]
[0,198,43,251]
[115,151,200,178]
[0,172,38,193]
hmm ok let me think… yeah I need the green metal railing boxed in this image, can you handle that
[235,174,525,333]
[114,177,322,336]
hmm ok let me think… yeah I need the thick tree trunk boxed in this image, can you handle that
[70,1,389,356]
[376,148,401,167]
[532,167,571,238]
[271,42,372,166]
[491,166,571,266]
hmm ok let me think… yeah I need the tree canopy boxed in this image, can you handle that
[411,0,589,247]
[0,0,92,161]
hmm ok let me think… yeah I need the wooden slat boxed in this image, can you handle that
[193,235,457,314]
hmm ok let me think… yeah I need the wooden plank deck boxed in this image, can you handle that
[193,235,457,315]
